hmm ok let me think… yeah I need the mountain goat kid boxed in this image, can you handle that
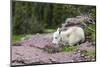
[52,26,85,46]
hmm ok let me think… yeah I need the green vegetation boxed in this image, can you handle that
[12,34,25,43]
[87,51,96,57]
[12,1,96,44]
[83,50,96,57]
[12,29,56,43]
[87,51,95,57]
[61,45,78,52]
[12,1,96,35]
[84,24,96,41]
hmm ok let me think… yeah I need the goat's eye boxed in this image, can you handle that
[55,37,57,39]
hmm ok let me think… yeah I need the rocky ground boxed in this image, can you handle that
[11,33,96,66]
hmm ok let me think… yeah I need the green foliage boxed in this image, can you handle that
[12,1,45,34]
[12,1,96,35]
[43,29,56,33]
[91,32,95,41]
[84,23,96,41]
[87,51,96,57]
[12,34,25,43]
[90,7,96,20]
[83,50,96,57]
[61,45,77,52]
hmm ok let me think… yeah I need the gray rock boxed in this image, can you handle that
[11,34,96,66]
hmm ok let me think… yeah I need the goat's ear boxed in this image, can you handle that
[57,28,60,31]
[57,28,61,34]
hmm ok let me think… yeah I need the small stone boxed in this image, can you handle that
[92,42,96,45]
[73,52,77,54]
[91,59,95,61]
[78,59,83,62]
[81,54,85,57]
[71,60,74,62]
[84,56,88,59]
[77,50,81,53]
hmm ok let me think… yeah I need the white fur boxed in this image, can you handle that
[52,26,85,46]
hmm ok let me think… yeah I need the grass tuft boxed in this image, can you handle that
[61,45,77,52]
[12,34,25,43]
[84,50,96,57]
